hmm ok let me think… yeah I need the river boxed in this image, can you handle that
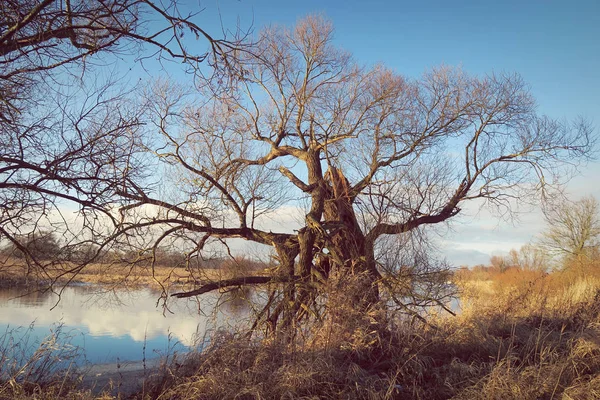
[0,284,252,367]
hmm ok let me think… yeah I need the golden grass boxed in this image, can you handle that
[3,261,600,399]
[0,257,266,291]
[447,265,600,400]
[99,264,590,399]
[139,267,600,400]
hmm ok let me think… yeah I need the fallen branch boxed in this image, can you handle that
[171,275,300,298]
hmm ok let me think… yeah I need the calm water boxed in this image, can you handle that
[0,285,252,365]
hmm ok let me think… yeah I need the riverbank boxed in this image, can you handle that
[139,270,600,399]
[2,265,600,399]
[81,357,164,397]
[0,257,266,291]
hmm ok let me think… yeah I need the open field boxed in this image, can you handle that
[0,257,267,291]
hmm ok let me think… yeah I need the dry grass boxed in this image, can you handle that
[3,261,600,399]
[133,266,600,400]
[0,256,265,292]
[449,264,600,400]
[0,323,96,400]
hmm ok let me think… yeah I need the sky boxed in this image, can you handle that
[175,0,599,266]
[59,0,599,268]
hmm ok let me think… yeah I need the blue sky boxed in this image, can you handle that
[197,0,599,120]
[162,1,600,265]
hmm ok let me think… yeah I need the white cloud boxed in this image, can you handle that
[0,286,242,347]
[32,166,600,267]
[255,205,304,233]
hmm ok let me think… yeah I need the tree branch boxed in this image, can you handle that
[171,275,300,298]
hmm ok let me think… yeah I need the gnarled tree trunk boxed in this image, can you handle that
[321,167,379,307]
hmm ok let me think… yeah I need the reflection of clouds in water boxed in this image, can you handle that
[0,286,248,347]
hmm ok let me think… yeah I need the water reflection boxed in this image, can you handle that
[219,286,256,316]
[0,285,252,364]
[0,287,54,307]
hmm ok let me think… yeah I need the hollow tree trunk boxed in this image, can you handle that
[322,166,379,307]
[272,161,380,334]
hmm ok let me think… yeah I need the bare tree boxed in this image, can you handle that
[540,195,600,265]
[0,0,243,283]
[2,6,593,332]
[1,230,61,260]
[492,245,549,272]
[508,244,549,271]
[114,16,593,333]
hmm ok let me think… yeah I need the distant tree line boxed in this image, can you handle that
[0,232,267,271]
[459,195,600,276]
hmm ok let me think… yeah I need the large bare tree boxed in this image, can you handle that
[114,16,593,332]
[2,6,593,332]
[0,0,242,281]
